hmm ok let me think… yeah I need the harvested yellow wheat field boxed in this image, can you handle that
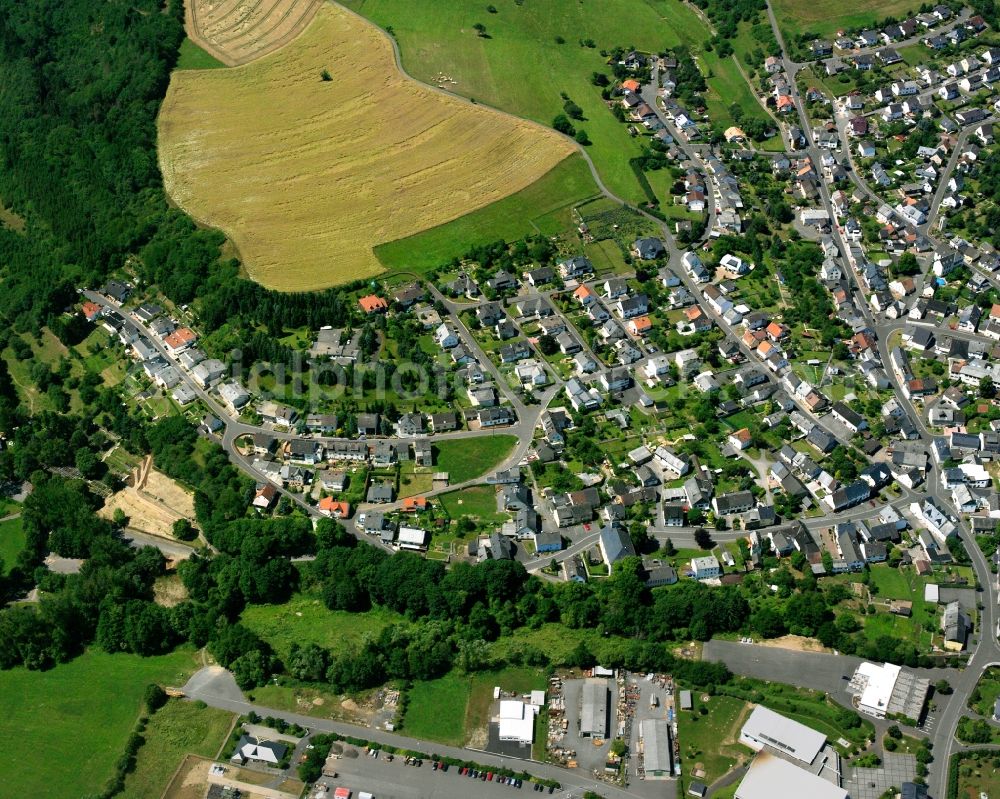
[186,0,324,66]
[159,3,575,291]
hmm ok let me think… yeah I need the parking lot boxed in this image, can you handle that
[702,640,865,708]
[314,752,556,799]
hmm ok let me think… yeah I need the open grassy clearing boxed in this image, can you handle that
[438,485,505,523]
[2,330,85,414]
[402,672,472,745]
[0,199,25,232]
[676,693,751,786]
[772,0,920,39]
[373,155,599,273]
[240,592,408,661]
[490,624,598,665]
[0,649,199,798]
[860,565,935,649]
[697,48,773,132]
[120,700,235,799]
[185,0,324,67]
[345,0,709,204]
[176,37,227,70]
[0,515,25,573]
[433,435,517,482]
[159,3,574,291]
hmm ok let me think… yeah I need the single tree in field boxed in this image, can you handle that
[473,22,488,37]
[320,69,332,82]
[552,114,575,135]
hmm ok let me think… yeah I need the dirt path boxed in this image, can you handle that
[752,634,829,653]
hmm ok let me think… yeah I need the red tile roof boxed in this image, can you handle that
[359,295,388,313]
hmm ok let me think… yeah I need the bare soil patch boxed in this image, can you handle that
[754,634,829,653]
[99,465,196,539]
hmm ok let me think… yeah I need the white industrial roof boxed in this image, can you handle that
[640,718,671,774]
[856,661,901,714]
[736,754,847,799]
[397,527,427,546]
[497,700,535,744]
[740,705,826,765]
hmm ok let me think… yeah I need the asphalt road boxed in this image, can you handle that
[182,667,667,799]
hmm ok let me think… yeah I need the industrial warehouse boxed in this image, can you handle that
[580,678,610,738]
[848,662,930,720]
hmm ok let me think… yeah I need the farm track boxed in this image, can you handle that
[185,0,324,67]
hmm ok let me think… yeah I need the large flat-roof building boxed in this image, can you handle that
[848,662,930,720]
[497,699,536,745]
[736,753,848,799]
[580,678,610,738]
[739,705,827,766]
[639,718,672,779]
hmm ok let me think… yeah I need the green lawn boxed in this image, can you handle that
[771,0,919,39]
[374,155,599,272]
[345,0,710,204]
[862,565,935,650]
[0,649,199,797]
[120,699,234,799]
[433,435,517,482]
[958,715,1000,745]
[676,692,751,786]
[240,593,407,661]
[490,623,597,664]
[0,495,20,516]
[955,750,1000,799]
[698,49,773,133]
[176,37,227,70]
[0,515,25,573]
[402,671,473,745]
[970,666,1000,717]
[438,485,506,523]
